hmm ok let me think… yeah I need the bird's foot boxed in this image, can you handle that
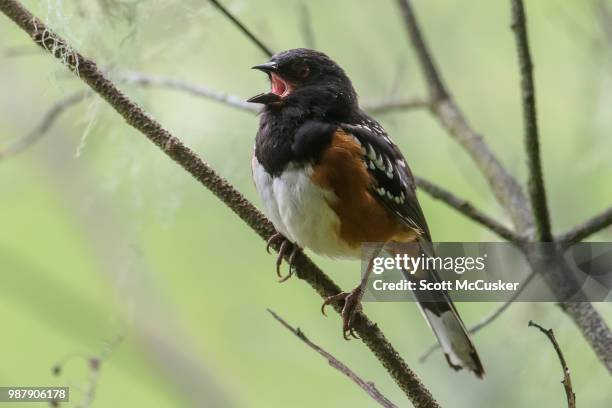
[321,286,363,340]
[265,233,300,282]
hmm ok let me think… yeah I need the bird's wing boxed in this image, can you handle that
[340,116,431,241]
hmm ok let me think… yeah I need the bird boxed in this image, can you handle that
[247,48,484,377]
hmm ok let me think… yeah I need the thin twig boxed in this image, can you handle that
[419,270,536,363]
[0,3,441,406]
[117,71,259,113]
[363,96,431,114]
[394,0,533,232]
[0,91,90,160]
[415,176,522,243]
[528,321,576,408]
[510,0,553,242]
[557,206,612,245]
[268,310,398,408]
[207,0,274,57]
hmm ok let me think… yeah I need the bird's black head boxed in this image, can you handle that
[247,48,358,119]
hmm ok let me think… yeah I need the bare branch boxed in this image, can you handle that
[394,0,448,102]
[528,321,576,408]
[0,91,89,160]
[419,270,536,363]
[394,0,533,232]
[268,310,398,408]
[557,206,612,245]
[363,96,431,114]
[557,301,612,372]
[207,0,274,57]
[415,176,523,243]
[0,2,441,405]
[117,71,259,113]
[510,0,553,241]
[394,0,612,374]
[119,70,430,116]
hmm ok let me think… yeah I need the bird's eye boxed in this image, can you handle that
[297,65,310,79]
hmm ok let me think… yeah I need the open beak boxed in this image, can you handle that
[247,61,290,104]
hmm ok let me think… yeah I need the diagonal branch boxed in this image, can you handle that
[557,206,612,245]
[207,0,273,57]
[0,2,441,406]
[268,310,398,408]
[0,91,90,160]
[415,177,524,243]
[394,0,533,233]
[528,321,576,408]
[510,0,553,242]
[415,177,523,243]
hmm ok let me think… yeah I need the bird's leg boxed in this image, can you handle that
[321,243,385,340]
[266,232,301,282]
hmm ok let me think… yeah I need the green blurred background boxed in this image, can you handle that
[1,0,611,406]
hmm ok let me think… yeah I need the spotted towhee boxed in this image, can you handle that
[248,48,484,377]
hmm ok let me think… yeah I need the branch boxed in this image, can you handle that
[0,69,426,161]
[268,310,398,408]
[394,0,533,232]
[557,302,612,372]
[0,2,441,406]
[362,96,431,114]
[207,0,273,57]
[528,321,576,408]
[117,71,259,113]
[419,270,536,363]
[394,0,447,102]
[557,206,612,245]
[510,0,553,242]
[120,70,430,116]
[395,0,612,375]
[0,91,90,160]
[415,177,522,243]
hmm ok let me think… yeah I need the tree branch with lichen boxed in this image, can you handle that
[0,1,441,406]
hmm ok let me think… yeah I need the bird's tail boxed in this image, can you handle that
[415,293,484,377]
[398,242,485,378]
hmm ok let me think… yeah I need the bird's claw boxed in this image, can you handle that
[321,286,363,340]
[266,233,301,282]
[266,233,284,254]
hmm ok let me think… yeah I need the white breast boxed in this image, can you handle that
[252,157,359,259]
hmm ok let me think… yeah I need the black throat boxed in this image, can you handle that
[254,105,339,177]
